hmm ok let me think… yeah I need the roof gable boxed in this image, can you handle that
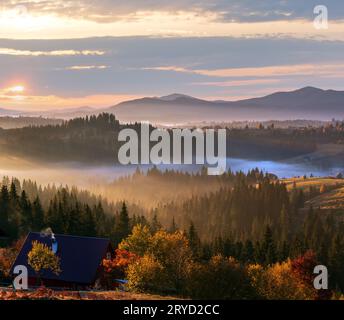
[11,232,111,285]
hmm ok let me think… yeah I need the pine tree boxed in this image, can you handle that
[10,181,19,202]
[329,234,344,291]
[262,225,276,265]
[241,240,255,263]
[114,202,130,245]
[169,217,177,233]
[20,190,33,232]
[82,204,96,236]
[32,196,45,231]
[0,186,10,234]
[150,214,162,233]
[188,222,201,259]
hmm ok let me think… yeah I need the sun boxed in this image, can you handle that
[8,85,25,94]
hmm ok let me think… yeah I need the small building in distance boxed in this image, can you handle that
[11,232,113,289]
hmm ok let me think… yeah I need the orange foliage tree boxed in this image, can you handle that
[291,250,332,300]
[0,238,25,280]
[102,249,139,287]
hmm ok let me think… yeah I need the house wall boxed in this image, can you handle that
[28,277,90,290]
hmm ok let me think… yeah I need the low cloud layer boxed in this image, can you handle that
[1,0,343,23]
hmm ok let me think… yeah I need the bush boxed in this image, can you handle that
[126,254,171,293]
[248,260,316,300]
[186,255,256,299]
[119,224,152,256]
[0,238,24,280]
[124,230,192,294]
[102,249,139,288]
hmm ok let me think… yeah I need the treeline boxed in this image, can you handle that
[189,217,344,292]
[0,113,121,162]
[151,173,300,241]
[2,113,344,164]
[0,117,63,130]
[0,177,147,246]
[100,167,276,207]
[1,171,344,295]
[228,120,344,160]
[103,223,343,299]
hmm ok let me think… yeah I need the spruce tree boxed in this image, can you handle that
[32,196,45,231]
[262,225,276,265]
[188,222,201,259]
[114,202,130,245]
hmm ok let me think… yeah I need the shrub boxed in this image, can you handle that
[28,241,61,285]
[186,255,256,299]
[126,254,171,293]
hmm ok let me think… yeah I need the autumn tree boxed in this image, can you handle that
[119,224,151,256]
[102,249,139,288]
[186,255,256,299]
[28,241,61,286]
[247,260,314,300]
[291,250,332,300]
[0,238,25,280]
[126,254,169,293]
[125,230,193,294]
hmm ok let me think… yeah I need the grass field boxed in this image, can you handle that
[0,287,179,300]
[282,177,344,191]
[281,177,344,211]
[305,186,344,210]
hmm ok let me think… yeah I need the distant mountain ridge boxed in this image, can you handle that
[1,87,344,123]
[103,87,344,123]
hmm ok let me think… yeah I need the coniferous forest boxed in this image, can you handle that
[1,166,344,298]
[2,1,344,303]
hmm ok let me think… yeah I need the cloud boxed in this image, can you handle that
[0,92,141,110]
[65,65,109,70]
[1,2,344,40]
[145,63,344,78]
[1,36,344,107]
[1,0,343,23]
[191,79,281,87]
[0,48,105,56]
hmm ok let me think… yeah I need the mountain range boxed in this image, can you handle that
[2,87,344,124]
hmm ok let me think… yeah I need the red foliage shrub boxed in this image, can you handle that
[102,249,140,288]
[291,250,332,300]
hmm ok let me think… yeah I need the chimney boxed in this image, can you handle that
[51,232,58,254]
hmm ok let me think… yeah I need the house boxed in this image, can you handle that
[11,232,113,289]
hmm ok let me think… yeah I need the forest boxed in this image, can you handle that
[1,169,344,299]
[1,113,344,163]
[1,115,344,299]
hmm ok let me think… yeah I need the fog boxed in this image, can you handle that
[1,156,342,187]
[1,155,343,207]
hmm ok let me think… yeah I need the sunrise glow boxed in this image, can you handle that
[7,85,25,94]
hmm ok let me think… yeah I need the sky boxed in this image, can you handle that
[0,0,344,111]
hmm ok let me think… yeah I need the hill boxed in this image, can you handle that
[104,87,344,124]
[2,87,344,124]
[0,117,63,129]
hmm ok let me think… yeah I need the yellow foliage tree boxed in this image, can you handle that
[126,254,169,293]
[119,224,151,256]
[125,230,193,293]
[28,241,61,286]
[247,260,314,300]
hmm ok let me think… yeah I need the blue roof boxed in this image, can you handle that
[11,232,111,285]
